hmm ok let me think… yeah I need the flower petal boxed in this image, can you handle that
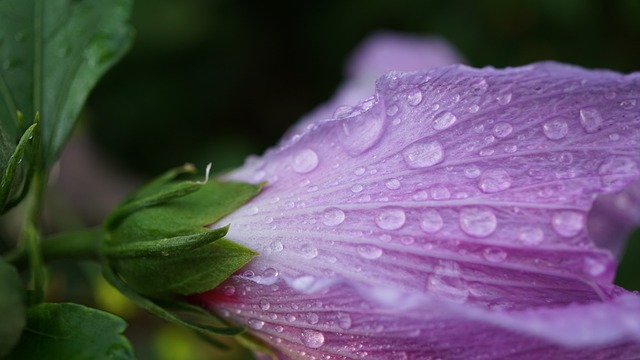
[206,62,640,357]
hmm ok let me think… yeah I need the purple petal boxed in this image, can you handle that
[202,62,640,357]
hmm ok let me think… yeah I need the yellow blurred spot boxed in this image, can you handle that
[94,274,137,319]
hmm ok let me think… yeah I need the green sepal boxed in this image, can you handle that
[5,302,134,360]
[0,120,39,214]
[102,164,262,296]
[0,259,26,358]
[103,265,243,339]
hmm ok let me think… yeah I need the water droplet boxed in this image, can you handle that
[248,318,265,330]
[584,257,607,277]
[307,313,319,325]
[402,139,444,168]
[338,103,386,156]
[386,104,399,116]
[354,167,366,176]
[300,244,318,259]
[620,99,637,110]
[430,187,451,200]
[286,314,297,322]
[300,329,325,348]
[223,285,236,296]
[518,226,544,245]
[552,210,584,237]
[542,118,569,140]
[259,299,271,310]
[478,168,512,193]
[579,108,603,133]
[469,78,489,94]
[271,241,284,252]
[407,89,423,106]
[496,92,512,105]
[337,312,352,329]
[464,165,481,178]
[459,207,497,238]
[275,326,284,333]
[291,275,316,292]
[412,190,429,201]
[375,208,406,230]
[483,248,507,263]
[420,210,444,233]
[357,245,383,259]
[427,274,469,303]
[292,148,319,173]
[492,122,513,138]
[479,148,495,156]
[351,184,364,193]
[384,178,401,190]
[322,207,345,226]
[433,111,457,130]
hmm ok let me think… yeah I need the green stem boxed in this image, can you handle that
[24,169,47,304]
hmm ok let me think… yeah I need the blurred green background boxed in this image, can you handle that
[47,0,640,359]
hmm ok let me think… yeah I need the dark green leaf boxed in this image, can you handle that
[6,302,133,360]
[0,122,38,214]
[103,265,243,337]
[103,170,262,295]
[0,259,26,357]
[0,0,134,168]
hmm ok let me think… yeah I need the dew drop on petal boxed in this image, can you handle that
[459,207,497,238]
[478,168,512,193]
[291,275,316,292]
[307,313,319,325]
[420,209,444,233]
[402,139,444,168]
[584,257,608,277]
[579,108,603,133]
[552,210,584,237]
[483,248,507,263]
[351,184,364,193]
[337,312,352,330]
[496,92,512,105]
[223,285,236,296]
[542,118,569,140]
[300,244,318,259]
[375,208,406,230]
[357,245,383,259]
[598,156,640,191]
[386,104,399,116]
[492,122,513,138]
[301,329,325,348]
[355,167,366,176]
[433,111,457,130]
[518,226,544,246]
[259,299,271,311]
[385,178,401,190]
[322,207,345,226]
[338,105,386,156]
[407,89,423,106]
[292,149,319,173]
[464,165,481,178]
[248,319,265,330]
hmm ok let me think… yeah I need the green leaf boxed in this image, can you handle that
[6,302,134,360]
[0,121,38,214]
[0,259,26,357]
[103,167,262,296]
[0,0,134,168]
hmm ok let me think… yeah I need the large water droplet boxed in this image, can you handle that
[322,207,345,226]
[291,275,316,292]
[375,208,406,230]
[496,92,512,105]
[552,210,584,237]
[492,122,513,138]
[579,108,603,133]
[300,329,325,348]
[584,256,608,277]
[248,318,265,330]
[300,244,318,259]
[385,178,401,190]
[407,89,423,106]
[292,148,319,173]
[518,226,544,246]
[433,111,457,130]
[338,103,386,156]
[259,299,271,310]
[337,312,352,330]
[420,209,444,233]
[402,139,444,168]
[483,248,507,263]
[542,118,569,140]
[459,207,497,237]
[357,245,383,259]
[478,168,512,193]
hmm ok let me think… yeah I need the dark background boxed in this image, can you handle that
[86,0,640,176]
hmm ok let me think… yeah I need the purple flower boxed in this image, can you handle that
[192,60,640,359]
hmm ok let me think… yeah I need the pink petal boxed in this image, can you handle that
[202,62,640,358]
